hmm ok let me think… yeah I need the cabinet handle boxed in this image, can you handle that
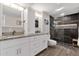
[19,48,21,54]
[17,48,21,55]
[17,49,19,55]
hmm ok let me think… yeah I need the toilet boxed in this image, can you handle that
[48,39,57,47]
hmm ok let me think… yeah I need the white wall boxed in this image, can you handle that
[24,7,35,35]
[35,17,42,33]
[42,11,50,33]
[28,8,35,35]
[24,8,50,35]
[35,11,42,33]
[24,9,28,35]
[0,4,2,36]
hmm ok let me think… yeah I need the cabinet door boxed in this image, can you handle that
[20,44,30,56]
[2,47,18,56]
[29,37,40,56]
[41,39,48,50]
[39,35,48,51]
[2,44,30,56]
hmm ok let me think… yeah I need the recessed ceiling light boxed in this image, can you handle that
[60,13,65,16]
[55,7,64,12]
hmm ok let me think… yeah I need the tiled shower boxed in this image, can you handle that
[50,12,79,45]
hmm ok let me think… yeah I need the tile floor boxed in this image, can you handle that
[37,42,79,56]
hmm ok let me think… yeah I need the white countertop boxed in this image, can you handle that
[0,33,49,41]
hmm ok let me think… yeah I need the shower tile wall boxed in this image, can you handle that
[50,13,79,44]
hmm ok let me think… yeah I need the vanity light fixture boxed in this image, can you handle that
[2,3,23,11]
[35,11,42,18]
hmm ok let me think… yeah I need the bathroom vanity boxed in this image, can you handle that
[0,34,50,56]
[0,4,50,56]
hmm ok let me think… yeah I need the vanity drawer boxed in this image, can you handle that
[0,37,29,49]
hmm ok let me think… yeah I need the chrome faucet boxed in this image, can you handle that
[12,30,16,35]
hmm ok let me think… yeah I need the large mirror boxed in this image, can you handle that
[2,4,24,36]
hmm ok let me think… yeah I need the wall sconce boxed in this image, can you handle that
[44,19,49,25]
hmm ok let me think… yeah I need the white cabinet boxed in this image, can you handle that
[37,35,48,51]
[19,44,30,56]
[30,37,41,56]
[3,44,29,56]
[30,35,49,56]
[41,36,48,50]
[1,44,29,56]
[2,46,19,56]
[0,37,30,56]
[29,37,38,56]
[0,34,50,56]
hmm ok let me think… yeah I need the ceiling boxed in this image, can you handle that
[3,5,21,17]
[17,3,79,18]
